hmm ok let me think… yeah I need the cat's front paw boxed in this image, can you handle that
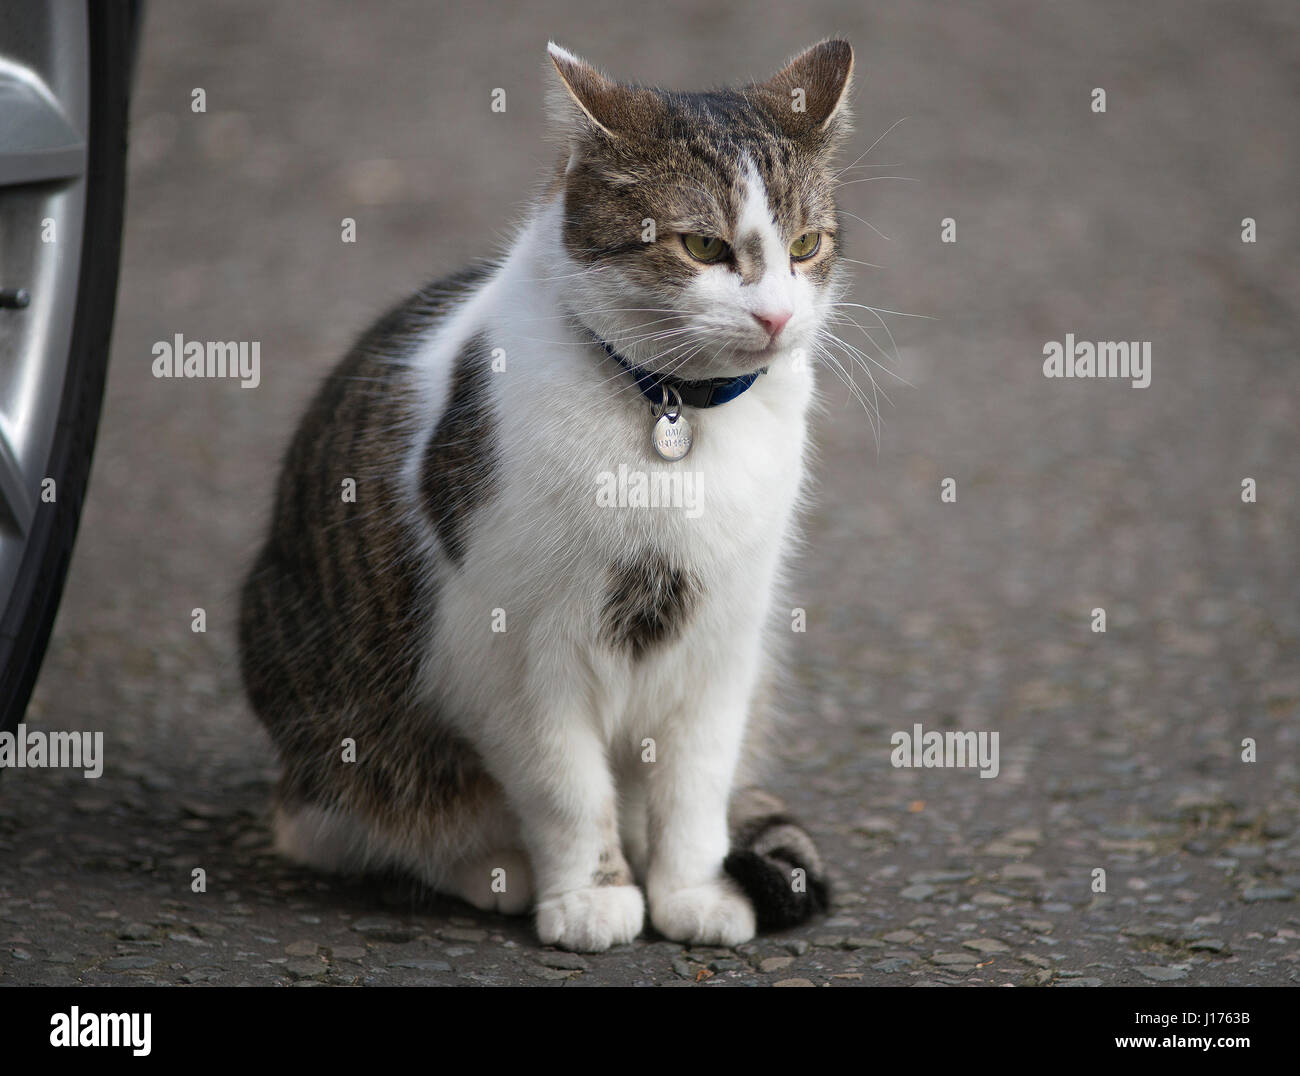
[648,877,756,947]
[535,885,645,952]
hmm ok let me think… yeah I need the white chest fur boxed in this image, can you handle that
[405,203,813,743]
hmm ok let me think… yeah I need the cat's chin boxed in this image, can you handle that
[744,341,786,363]
[711,340,796,375]
[644,349,772,381]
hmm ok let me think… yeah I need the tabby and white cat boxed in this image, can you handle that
[239,39,854,952]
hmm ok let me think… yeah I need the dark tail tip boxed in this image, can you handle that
[724,814,830,931]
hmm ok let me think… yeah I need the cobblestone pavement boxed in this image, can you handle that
[2,0,1297,986]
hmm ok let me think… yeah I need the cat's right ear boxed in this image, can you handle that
[546,42,661,149]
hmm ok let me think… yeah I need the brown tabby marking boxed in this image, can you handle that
[591,846,635,888]
[603,552,699,660]
[736,232,768,286]
[420,332,498,566]
[239,267,501,847]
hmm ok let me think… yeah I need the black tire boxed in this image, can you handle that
[0,3,136,735]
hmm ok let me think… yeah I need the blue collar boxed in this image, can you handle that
[591,334,766,409]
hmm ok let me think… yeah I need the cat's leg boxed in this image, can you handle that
[272,800,375,874]
[444,847,534,916]
[643,683,758,947]
[274,790,538,914]
[268,707,538,918]
[616,758,650,883]
[476,694,644,952]
[274,789,535,916]
[274,789,536,915]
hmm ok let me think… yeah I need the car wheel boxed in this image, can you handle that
[0,1,137,734]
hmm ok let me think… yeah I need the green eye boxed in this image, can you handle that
[682,234,728,263]
[789,232,821,260]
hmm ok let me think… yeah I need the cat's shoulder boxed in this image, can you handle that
[347,261,497,368]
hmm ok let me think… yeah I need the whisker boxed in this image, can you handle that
[832,116,909,180]
[837,211,894,243]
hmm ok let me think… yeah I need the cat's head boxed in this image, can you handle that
[546,40,853,381]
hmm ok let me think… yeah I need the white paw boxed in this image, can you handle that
[535,885,645,952]
[649,877,756,947]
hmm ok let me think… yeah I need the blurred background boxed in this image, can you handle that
[2,0,1297,986]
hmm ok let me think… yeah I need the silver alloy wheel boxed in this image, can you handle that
[0,1,90,628]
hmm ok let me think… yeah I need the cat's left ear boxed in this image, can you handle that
[757,39,854,146]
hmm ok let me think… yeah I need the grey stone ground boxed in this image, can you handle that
[2,1,1298,987]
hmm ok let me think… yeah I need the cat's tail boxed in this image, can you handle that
[723,788,830,930]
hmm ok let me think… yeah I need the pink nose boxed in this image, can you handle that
[753,310,792,339]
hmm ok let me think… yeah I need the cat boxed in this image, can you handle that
[238,38,854,952]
